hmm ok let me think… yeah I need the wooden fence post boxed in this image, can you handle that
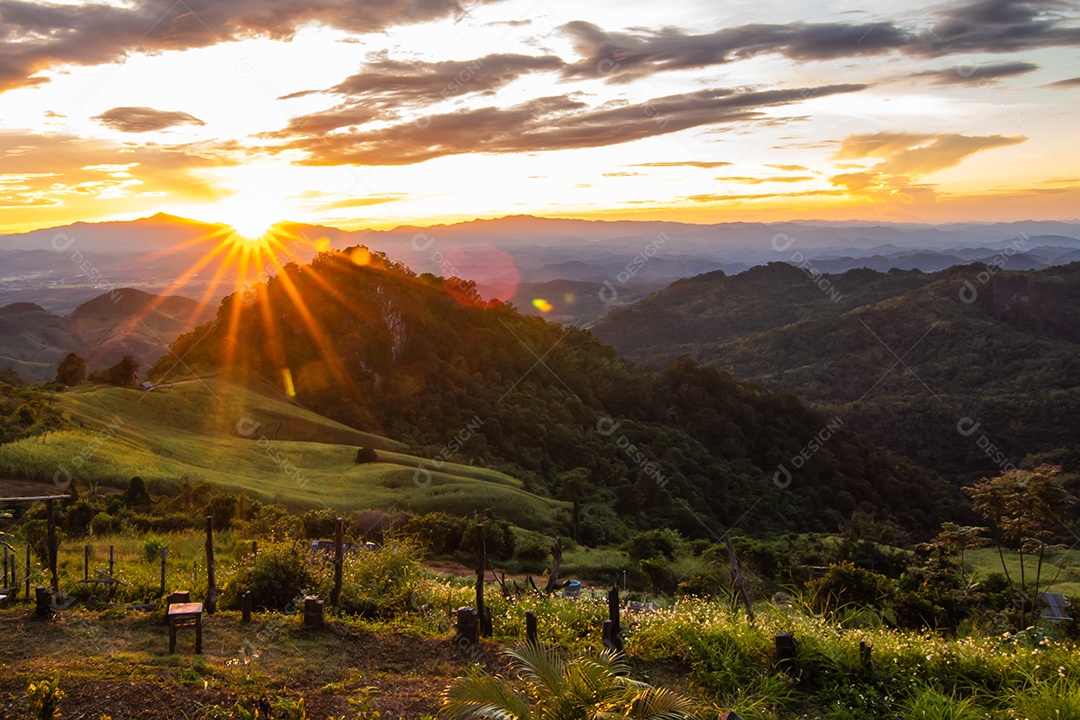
[159,547,167,598]
[241,591,252,623]
[204,516,217,614]
[456,607,479,644]
[46,499,58,593]
[775,632,797,666]
[331,518,343,607]
[526,610,538,645]
[476,524,491,637]
[603,586,623,651]
[84,545,90,581]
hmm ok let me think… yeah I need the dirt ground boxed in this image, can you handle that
[0,605,512,719]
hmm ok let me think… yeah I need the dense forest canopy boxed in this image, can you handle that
[152,249,960,541]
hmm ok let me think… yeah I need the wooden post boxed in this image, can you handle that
[9,552,16,600]
[545,536,563,593]
[46,499,58,594]
[775,632,797,666]
[456,606,478,644]
[241,591,252,623]
[525,610,538,645]
[726,534,754,621]
[860,641,873,672]
[303,596,325,628]
[159,547,167,597]
[331,518,343,607]
[108,545,114,578]
[603,586,623,651]
[3,544,8,589]
[204,516,217,614]
[35,586,52,618]
[252,540,258,558]
[476,524,491,637]
[25,544,31,600]
[84,545,90,581]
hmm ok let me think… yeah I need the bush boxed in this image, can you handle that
[62,500,97,537]
[122,476,151,508]
[143,536,168,563]
[26,679,64,720]
[335,541,424,618]
[461,517,515,561]
[301,508,339,539]
[402,512,468,555]
[807,561,894,616]
[89,512,121,537]
[355,446,378,464]
[512,536,551,573]
[224,539,315,611]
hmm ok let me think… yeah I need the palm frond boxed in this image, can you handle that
[441,668,534,720]
[624,688,698,720]
[506,643,568,699]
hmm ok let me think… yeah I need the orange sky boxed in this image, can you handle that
[1,0,1077,235]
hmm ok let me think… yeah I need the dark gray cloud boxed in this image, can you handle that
[277,53,565,135]
[0,0,498,93]
[272,84,866,166]
[1046,75,1080,87]
[560,0,1080,82]
[92,106,206,132]
[909,61,1038,84]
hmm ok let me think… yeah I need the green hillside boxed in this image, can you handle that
[0,374,564,529]
[593,262,1080,484]
[142,248,961,540]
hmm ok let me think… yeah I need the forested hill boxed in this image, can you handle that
[152,249,959,541]
[592,262,1080,485]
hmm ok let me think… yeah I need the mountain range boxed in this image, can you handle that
[592,261,1080,485]
[0,288,213,382]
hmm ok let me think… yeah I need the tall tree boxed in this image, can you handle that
[966,465,1077,628]
[54,352,87,386]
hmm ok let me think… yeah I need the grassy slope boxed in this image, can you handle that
[965,547,1080,598]
[0,375,564,529]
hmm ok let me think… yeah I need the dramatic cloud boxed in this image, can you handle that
[834,132,1026,175]
[909,61,1038,84]
[0,130,230,223]
[715,175,814,184]
[559,0,1080,82]
[1046,76,1080,87]
[277,53,565,135]
[828,132,1027,201]
[272,84,866,166]
[632,161,732,169]
[92,107,206,133]
[0,0,497,93]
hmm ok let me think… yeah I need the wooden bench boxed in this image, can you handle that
[167,601,203,654]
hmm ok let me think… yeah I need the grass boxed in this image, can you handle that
[0,375,565,530]
[964,547,1080,598]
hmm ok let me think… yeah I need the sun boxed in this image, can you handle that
[227,216,276,244]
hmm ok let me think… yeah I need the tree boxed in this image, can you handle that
[88,355,139,387]
[441,643,697,720]
[965,465,1077,628]
[355,446,378,464]
[122,476,151,508]
[54,353,86,386]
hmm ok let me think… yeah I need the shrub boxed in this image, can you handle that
[89,512,121,537]
[225,539,315,611]
[62,500,97,537]
[335,541,424,619]
[355,446,378,464]
[461,517,515,561]
[402,512,467,555]
[807,561,894,617]
[122,476,151,508]
[143,536,168,563]
[26,679,64,720]
[301,508,339,539]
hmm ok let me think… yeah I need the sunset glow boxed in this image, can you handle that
[0,0,1077,234]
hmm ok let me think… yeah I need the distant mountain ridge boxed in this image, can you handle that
[3,214,1078,322]
[0,288,214,382]
[592,262,1080,483]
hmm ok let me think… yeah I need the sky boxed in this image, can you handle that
[0,0,1078,235]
